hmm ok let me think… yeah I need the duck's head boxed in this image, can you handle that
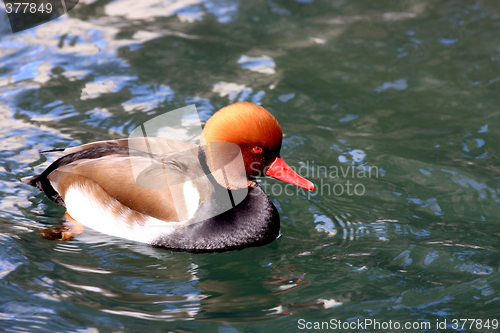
[202,102,314,191]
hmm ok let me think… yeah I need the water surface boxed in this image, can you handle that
[1,0,499,331]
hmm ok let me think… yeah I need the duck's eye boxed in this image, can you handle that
[252,146,263,154]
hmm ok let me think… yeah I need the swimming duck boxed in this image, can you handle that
[22,102,314,252]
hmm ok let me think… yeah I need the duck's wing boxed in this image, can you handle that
[42,137,198,156]
[26,143,207,223]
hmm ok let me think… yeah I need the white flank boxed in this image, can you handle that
[64,184,179,244]
[183,179,200,221]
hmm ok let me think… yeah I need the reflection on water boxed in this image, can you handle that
[1,0,500,331]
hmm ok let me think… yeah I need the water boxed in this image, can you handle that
[1,0,499,331]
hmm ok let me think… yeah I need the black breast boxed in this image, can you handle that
[151,184,280,253]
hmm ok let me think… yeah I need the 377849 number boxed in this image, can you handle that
[451,319,498,330]
[5,2,53,14]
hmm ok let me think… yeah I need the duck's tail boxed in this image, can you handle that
[21,173,66,207]
[21,175,37,185]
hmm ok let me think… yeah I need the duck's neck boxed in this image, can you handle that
[198,143,250,190]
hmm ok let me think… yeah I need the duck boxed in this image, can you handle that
[22,102,314,252]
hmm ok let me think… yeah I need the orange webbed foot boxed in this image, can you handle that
[40,211,84,241]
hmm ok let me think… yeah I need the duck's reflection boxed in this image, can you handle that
[50,230,299,322]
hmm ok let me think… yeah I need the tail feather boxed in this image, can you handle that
[40,148,65,153]
[21,175,37,185]
[20,174,65,207]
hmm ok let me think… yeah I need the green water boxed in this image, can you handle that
[1,0,499,331]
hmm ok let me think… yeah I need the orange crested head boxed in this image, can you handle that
[203,102,314,191]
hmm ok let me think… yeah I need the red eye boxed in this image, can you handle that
[252,147,263,154]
